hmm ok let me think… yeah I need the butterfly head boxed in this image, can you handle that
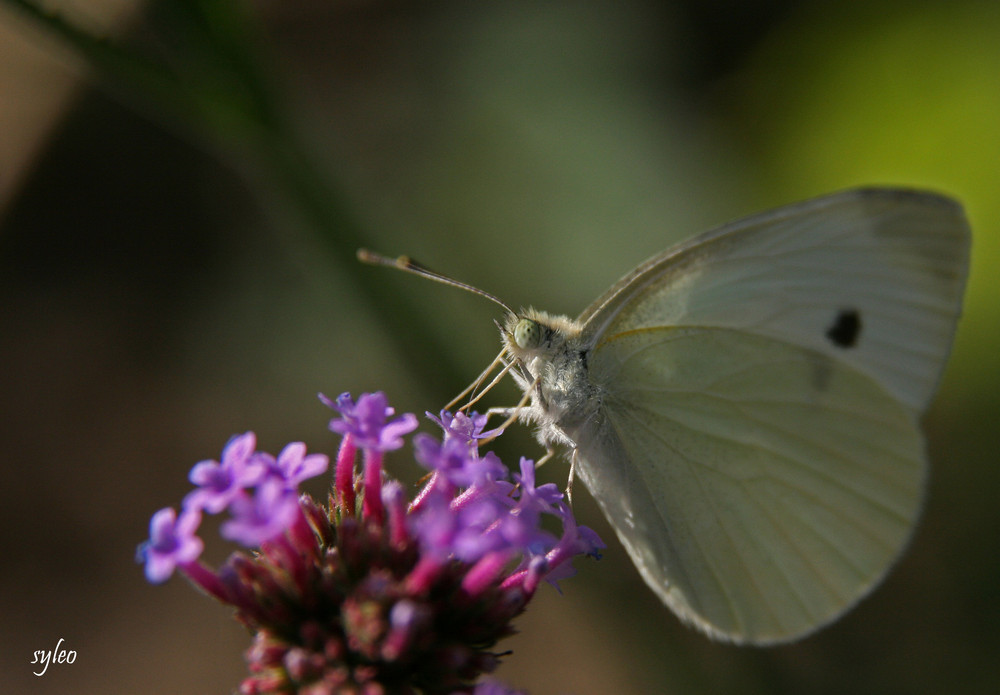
[501,309,583,363]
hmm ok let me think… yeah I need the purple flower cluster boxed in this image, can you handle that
[139,433,329,584]
[138,392,604,695]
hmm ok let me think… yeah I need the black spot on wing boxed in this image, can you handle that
[826,309,862,348]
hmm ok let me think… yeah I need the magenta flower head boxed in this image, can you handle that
[138,391,603,694]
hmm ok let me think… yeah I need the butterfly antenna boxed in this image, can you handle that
[357,249,516,316]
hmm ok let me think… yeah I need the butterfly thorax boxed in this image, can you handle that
[502,309,600,450]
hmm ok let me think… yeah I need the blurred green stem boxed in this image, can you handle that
[1,0,463,397]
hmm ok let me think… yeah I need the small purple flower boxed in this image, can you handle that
[512,457,563,516]
[537,501,606,590]
[138,507,203,583]
[413,434,507,489]
[406,489,463,563]
[263,441,329,487]
[324,391,418,451]
[553,501,605,559]
[449,496,511,563]
[495,507,557,558]
[184,432,265,514]
[409,479,545,568]
[221,478,301,547]
[413,434,469,490]
[426,409,503,444]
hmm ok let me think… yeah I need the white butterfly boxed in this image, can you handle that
[365,187,971,645]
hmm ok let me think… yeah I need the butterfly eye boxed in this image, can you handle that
[513,318,543,350]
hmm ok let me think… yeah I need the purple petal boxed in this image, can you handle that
[138,507,204,583]
[183,432,265,514]
[426,409,503,444]
[221,480,300,547]
[326,392,418,451]
[378,412,419,450]
[413,434,498,489]
[408,492,459,562]
[273,442,329,487]
[513,457,563,515]
[413,434,467,483]
[499,511,557,555]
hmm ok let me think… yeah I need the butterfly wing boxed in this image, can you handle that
[579,188,970,413]
[569,188,969,643]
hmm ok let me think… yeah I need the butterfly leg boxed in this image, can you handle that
[480,383,536,441]
[534,448,554,468]
[484,406,517,420]
[566,448,578,506]
[477,407,523,446]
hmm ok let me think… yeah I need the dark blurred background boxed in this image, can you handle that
[1,1,998,693]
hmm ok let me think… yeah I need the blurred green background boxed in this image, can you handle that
[1,1,998,693]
